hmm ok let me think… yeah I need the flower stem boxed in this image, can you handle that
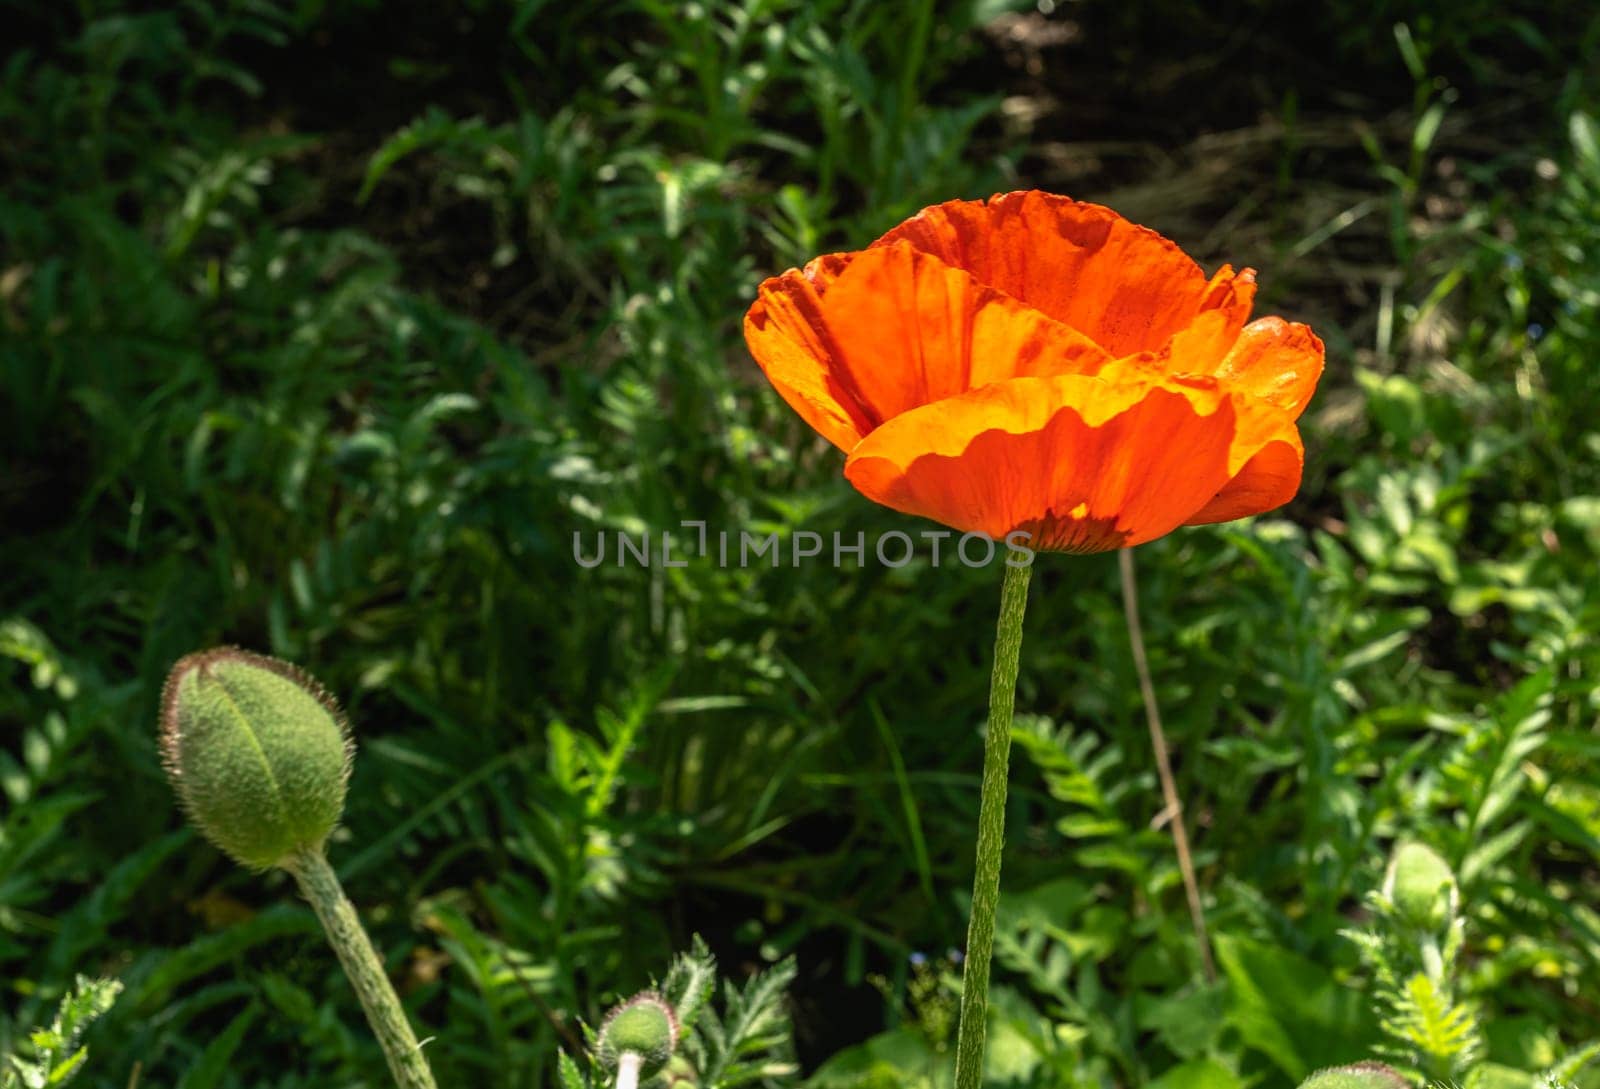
[953,559,1033,1089]
[1117,547,1216,983]
[615,1052,643,1089]
[286,848,440,1089]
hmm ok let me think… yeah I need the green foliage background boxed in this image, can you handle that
[2,0,1600,1086]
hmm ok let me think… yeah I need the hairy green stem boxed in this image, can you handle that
[287,848,439,1089]
[953,559,1033,1089]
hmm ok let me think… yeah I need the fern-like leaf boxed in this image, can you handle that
[2,976,122,1089]
[1380,972,1482,1078]
[692,957,799,1089]
[660,935,718,1035]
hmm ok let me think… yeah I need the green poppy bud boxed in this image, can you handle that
[1382,840,1459,931]
[1298,1062,1412,1089]
[160,648,351,870]
[597,992,679,1083]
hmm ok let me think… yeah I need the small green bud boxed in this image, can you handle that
[160,648,351,870]
[1382,840,1459,930]
[1298,1062,1412,1089]
[597,992,679,1079]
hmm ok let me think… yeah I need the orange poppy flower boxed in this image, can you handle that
[743,191,1324,553]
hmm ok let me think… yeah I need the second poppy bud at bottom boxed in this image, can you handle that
[597,992,679,1084]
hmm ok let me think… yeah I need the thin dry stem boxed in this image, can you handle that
[1118,547,1217,984]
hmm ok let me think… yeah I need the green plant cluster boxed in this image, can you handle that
[3,1,1600,1087]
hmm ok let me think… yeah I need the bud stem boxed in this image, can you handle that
[953,559,1031,1089]
[286,848,439,1089]
[615,1051,644,1089]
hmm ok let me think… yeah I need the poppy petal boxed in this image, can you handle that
[1197,262,1258,320]
[744,241,1114,450]
[743,257,877,451]
[1183,432,1304,525]
[874,191,1234,358]
[1211,317,1325,417]
[1157,264,1258,375]
[842,373,1303,552]
[801,251,855,296]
